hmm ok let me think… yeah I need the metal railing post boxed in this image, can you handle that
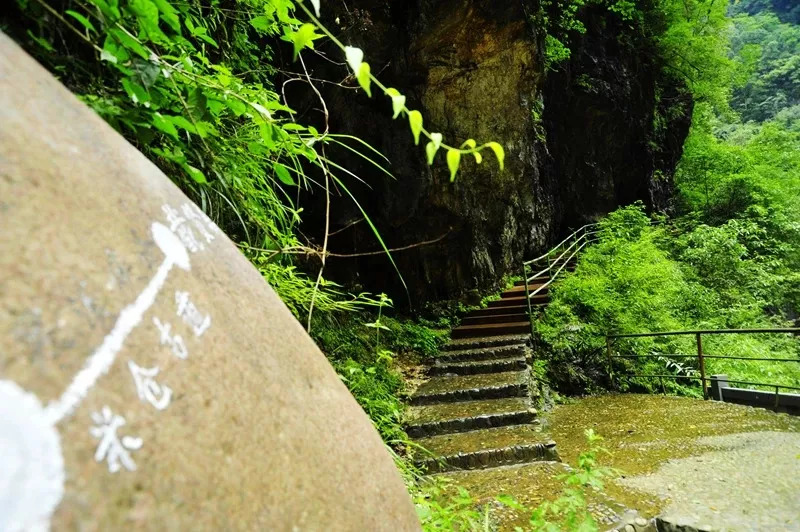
[606,336,615,388]
[774,386,780,412]
[696,332,708,400]
[523,263,534,338]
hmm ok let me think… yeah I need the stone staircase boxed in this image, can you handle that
[405,265,655,531]
[406,276,562,474]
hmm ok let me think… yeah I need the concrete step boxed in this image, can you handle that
[410,370,529,405]
[405,397,535,438]
[442,334,529,352]
[429,355,527,376]
[451,321,530,339]
[501,284,548,298]
[413,425,558,473]
[461,313,528,326]
[514,278,550,286]
[437,343,527,364]
[487,296,548,309]
[466,305,542,318]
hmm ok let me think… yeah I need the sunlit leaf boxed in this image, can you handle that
[65,10,96,34]
[183,164,207,184]
[487,141,505,171]
[357,62,372,97]
[386,88,406,118]
[425,140,439,165]
[408,110,423,145]
[447,149,461,181]
[291,23,322,59]
[345,46,364,74]
[273,162,296,186]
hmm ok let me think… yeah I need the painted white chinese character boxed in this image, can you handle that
[128,360,172,410]
[182,202,220,235]
[175,223,203,253]
[90,406,143,473]
[153,316,188,359]
[161,204,186,232]
[181,203,216,243]
[174,290,212,337]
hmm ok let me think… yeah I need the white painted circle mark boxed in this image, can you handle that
[151,222,190,271]
[0,380,64,532]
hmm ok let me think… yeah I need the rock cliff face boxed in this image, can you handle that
[293,0,690,306]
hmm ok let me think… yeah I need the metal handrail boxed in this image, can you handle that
[528,239,590,299]
[521,223,598,336]
[523,223,597,266]
[605,328,800,400]
[609,328,800,338]
[526,234,584,283]
[520,218,663,337]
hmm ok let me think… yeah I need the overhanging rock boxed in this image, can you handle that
[0,32,419,531]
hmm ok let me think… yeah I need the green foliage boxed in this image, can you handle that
[539,204,800,394]
[412,479,490,531]
[728,10,800,122]
[498,429,616,532]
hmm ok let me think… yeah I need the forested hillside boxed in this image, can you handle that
[539,0,800,397]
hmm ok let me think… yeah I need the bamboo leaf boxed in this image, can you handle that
[65,10,96,34]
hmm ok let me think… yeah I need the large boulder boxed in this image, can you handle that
[0,33,418,531]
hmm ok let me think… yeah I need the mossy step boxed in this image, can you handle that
[429,356,527,376]
[442,334,529,351]
[461,313,528,326]
[500,284,549,297]
[442,461,627,530]
[451,322,531,339]
[437,344,527,364]
[414,424,556,458]
[406,397,535,438]
[487,297,543,308]
[466,305,544,318]
[416,442,559,474]
[410,370,529,405]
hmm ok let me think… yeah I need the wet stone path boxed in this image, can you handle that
[547,394,800,531]
[405,334,634,530]
[405,274,800,531]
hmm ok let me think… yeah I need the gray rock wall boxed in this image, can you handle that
[293,0,691,305]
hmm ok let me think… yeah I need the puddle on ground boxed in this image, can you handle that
[434,394,800,530]
[544,394,800,518]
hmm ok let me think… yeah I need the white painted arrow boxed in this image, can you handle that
[44,222,190,425]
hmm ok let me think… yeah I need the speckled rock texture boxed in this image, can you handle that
[0,34,419,531]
